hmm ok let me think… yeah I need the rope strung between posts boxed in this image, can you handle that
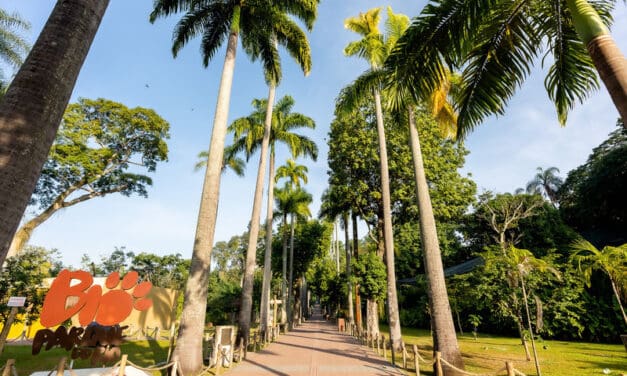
[439,357,510,376]
[124,359,178,371]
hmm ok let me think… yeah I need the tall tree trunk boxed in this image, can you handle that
[344,212,354,327]
[8,194,68,258]
[352,212,362,331]
[0,0,109,266]
[259,88,277,341]
[237,80,275,350]
[287,213,296,330]
[173,11,240,374]
[610,279,627,326]
[407,108,464,374]
[281,213,288,324]
[519,270,542,376]
[366,299,379,339]
[566,0,627,125]
[373,90,402,352]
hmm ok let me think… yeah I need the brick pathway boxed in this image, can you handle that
[223,310,404,376]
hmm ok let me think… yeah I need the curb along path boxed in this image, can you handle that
[224,312,404,376]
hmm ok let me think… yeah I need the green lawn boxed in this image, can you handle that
[0,340,170,375]
[379,326,627,376]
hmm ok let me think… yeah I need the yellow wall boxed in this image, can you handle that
[1,286,178,339]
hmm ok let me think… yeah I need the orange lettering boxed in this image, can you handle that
[40,270,93,327]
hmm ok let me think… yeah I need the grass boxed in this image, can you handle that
[0,340,170,375]
[379,325,627,376]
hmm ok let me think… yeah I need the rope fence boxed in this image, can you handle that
[348,327,528,376]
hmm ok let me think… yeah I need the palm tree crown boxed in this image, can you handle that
[228,95,318,161]
[150,0,316,83]
[526,166,563,204]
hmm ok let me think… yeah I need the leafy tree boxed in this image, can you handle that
[526,167,563,205]
[571,239,627,326]
[0,246,59,351]
[559,122,626,245]
[7,98,170,257]
[0,8,30,95]
[387,0,627,134]
[352,251,387,303]
[131,252,190,291]
[0,0,110,267]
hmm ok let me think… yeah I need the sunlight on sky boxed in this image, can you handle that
[4,1,626,267]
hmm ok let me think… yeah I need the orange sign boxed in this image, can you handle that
[34,270,153,364]
[40,269,153,327]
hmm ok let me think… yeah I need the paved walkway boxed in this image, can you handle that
[224,310,404,376]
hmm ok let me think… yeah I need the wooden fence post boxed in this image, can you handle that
[412,345,420,376]
[2,360,15,376]
[118,354,128,376]
[402,343,407,369]
[382,335,387,360]
[506,361,515,376]
[216,346,222,376]
[376,335,380,355]
[435,351,443,376]
[55,357,66,376]
[170,356,178,376]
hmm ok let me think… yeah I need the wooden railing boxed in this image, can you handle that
[348,326,527,376]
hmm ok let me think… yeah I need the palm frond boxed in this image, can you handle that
[456,0,540,139]
[538,1,599,125]
[336,69,385,115]
[272,12,312,76]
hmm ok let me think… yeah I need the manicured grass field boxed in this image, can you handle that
[379,325,626,375]
[0,340,170,375]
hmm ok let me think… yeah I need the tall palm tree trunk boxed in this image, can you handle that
[373,90,402,351]
[281,213,288,325]
[352,212,362,331]
[237,81,275,350]
[610,279,627,326]
[287,213,296,329]
[407,108,464,374]
[0,0,109,267]
[566,0,627,125]
[260,87,277,341]
[344,212,354,328]
[519,269,542,376]
[174,10,240,374]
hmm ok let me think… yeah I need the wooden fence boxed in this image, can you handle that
[349,325,528,376]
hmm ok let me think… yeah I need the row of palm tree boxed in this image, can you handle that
[225,95,317,339]
[0,1,625,375]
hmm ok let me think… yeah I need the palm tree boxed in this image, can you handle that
[338,53,466,376]
[0,8,30,92]
[526,167,563,205]
[274,183,312,328]
[504,246,560,376]
[150,0,317,370]
[227,95,317,341]
[0,0,109,267]
[343,6,404,353]
[387,0,626,134]
[275,159,308,188]
[571,239,627,325]
[194,148,246,177]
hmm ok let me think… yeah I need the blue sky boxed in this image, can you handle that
[5,1,626,267]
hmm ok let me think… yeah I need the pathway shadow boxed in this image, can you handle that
[242,358,290,376]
